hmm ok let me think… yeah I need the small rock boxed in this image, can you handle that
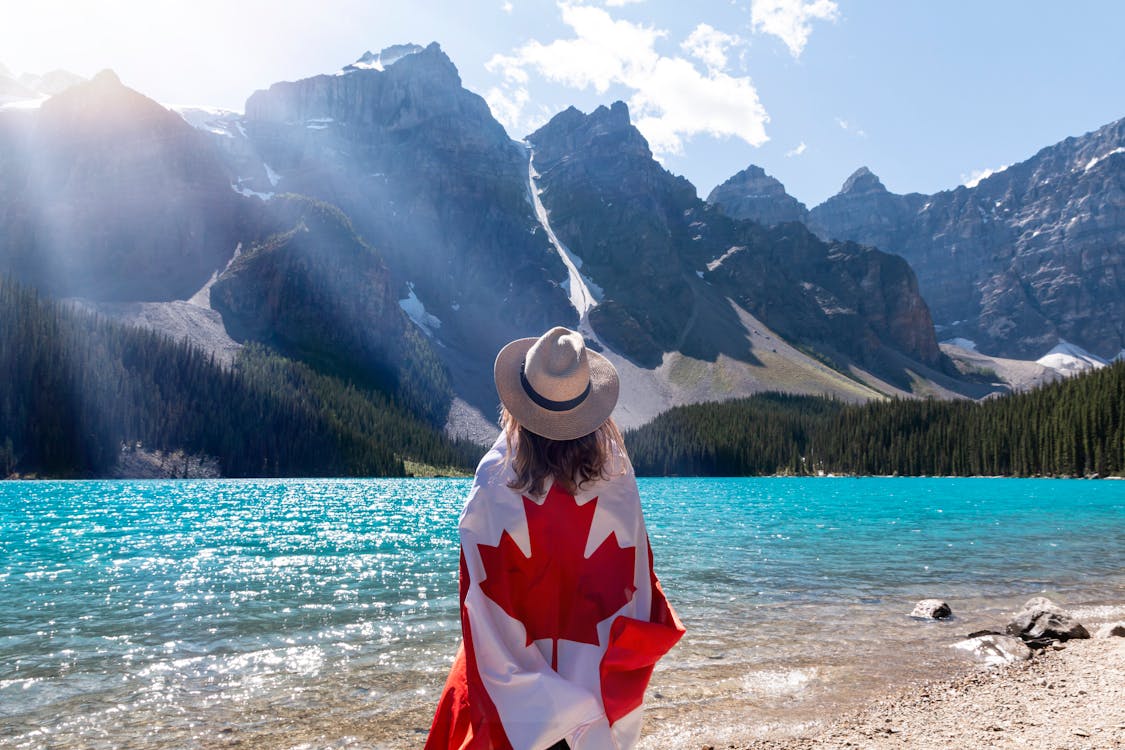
[1095,622,1125,638]
[952,634,1033,666]
[911,599,953,619]
[1006,596,1090,642]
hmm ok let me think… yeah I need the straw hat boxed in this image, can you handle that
[494,327,620,441]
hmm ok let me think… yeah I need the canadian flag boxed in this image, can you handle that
[426,436,684,750]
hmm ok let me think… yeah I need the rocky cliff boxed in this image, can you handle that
[0,71,254,300]
[804,119,1125,360]
[528,103,945,380]
[210,195,451,423]
[707,165,809,226]
[236,43,573,357]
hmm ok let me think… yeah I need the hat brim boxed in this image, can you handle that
[494,337,620,441]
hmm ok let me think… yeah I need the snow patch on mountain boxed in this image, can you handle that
[338,44,423,76]
[1036,340,1108,376]
[0,95,47,110]
[399,282,442,336]
[962,164,1009,188]
[263,163,281,187]
[173,106,242,137]
[230,182,273,201]
[526,145,601,340]
[1083,146,1125,172]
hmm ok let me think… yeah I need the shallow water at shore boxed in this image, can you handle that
[1,477,1123,748]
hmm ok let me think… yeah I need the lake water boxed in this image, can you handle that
[2,478,1123,749]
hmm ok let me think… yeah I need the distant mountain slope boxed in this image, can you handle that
[237,43,573,351]
[190,44,578,428]
[527,102,948,388]
[0,71,255,301]
[210,195,452,424]
[800,118,1125,360]
[0,275,477,478]
[0,45,1013,447]
[178,47,995,425]
[0,64,83,104]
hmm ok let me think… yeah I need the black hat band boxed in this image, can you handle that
[520,360,591,412]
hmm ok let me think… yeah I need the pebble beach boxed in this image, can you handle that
[735,635,1125,750]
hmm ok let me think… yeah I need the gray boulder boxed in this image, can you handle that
[953,634,1033,667]
[1006,597,1090,643]
[910,599,953,619]
[1095,622,1125,638]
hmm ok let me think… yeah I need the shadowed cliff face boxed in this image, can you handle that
[237,43,573,360]
[209,196,451,424]
[0,71,254,301]
[527,102,944,377]
[803,119,1125,360]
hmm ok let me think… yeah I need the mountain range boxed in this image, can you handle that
[0,44,1121,447]
[710,121,1125,364]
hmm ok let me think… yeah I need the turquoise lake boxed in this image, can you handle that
[2,478,1123,748]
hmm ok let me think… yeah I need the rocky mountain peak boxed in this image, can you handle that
[19,69,85,96]
[594,100,632,128]
[0,64,248,302]
[244,41,475,130]
[809,115,1125,360]
[340,42,458,86]
[840,166,887,195]
[40,69,183,135]
[530,100,655,167]
[90,69,122,87]
[706,164,809,226]
[347,43,425,72]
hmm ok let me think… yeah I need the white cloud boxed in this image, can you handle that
[485,3,767,155]
[786,141,807,157]
[501,1,513,12]
[961,164,1009,188]
[750,0,839,58]
[835,116,866,138]
[681,23,741,73]
[605,0,646,5]
[484,85,528,130]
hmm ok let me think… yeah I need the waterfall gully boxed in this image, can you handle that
[526,145,603,342]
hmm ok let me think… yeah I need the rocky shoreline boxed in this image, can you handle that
[730,598,1125,750]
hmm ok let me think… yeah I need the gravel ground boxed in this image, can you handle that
[733,636,1125,750]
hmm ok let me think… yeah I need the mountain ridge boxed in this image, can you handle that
[3,42,1088,447]
[710,117,1125,363]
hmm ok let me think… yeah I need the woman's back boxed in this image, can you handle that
[426,327,682,750]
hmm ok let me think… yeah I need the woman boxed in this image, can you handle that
[426,327,684,750]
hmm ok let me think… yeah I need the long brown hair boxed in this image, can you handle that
[501,407,627,496]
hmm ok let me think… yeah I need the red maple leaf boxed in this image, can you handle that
[477,483,637,670]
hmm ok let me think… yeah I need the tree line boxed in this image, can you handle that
[0,276,480,478]
[625,363,1125,477]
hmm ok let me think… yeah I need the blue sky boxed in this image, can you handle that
[2,1,1123,204]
